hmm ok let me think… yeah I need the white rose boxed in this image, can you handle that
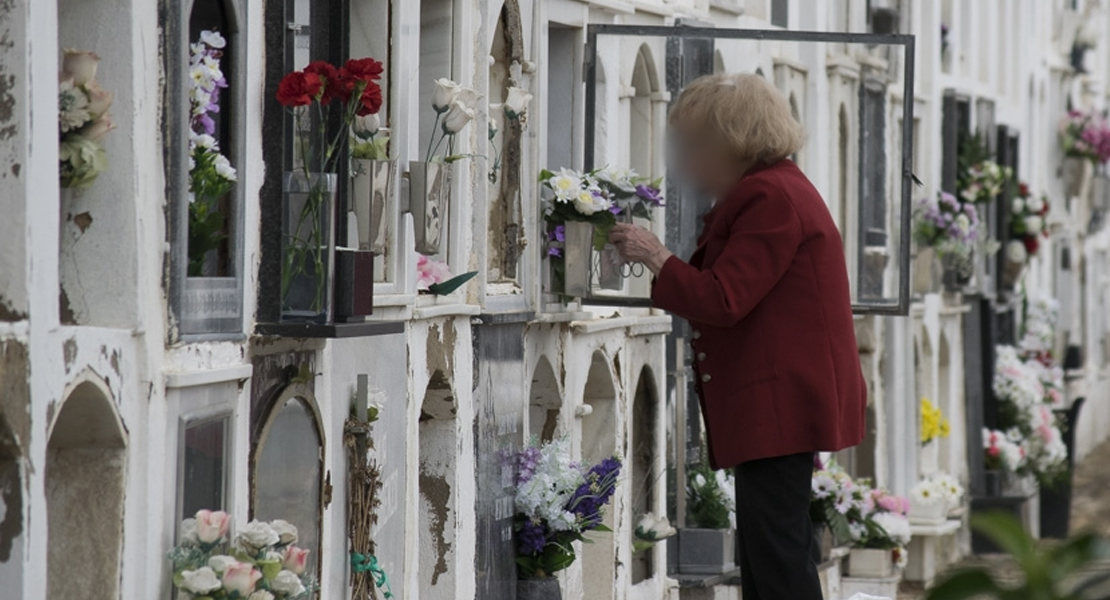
[237,520,280,550]
[1011,198,1025,214]
[573,189,609,216]
[179,518,199,544]
[62,49,100,86]
[180,567,222,595]
[455,86,483,111]
[441,99,476,135]
[248,592,276,600]
[1006,240,1027,264]
[1026,196,1045,213]
[269,518,298,546]
[207,554,238,573]
[353,112,381,137]
[503,86,533,119]
[1024,215,1043,233]
[431,78,461,113]
[270,570,307,596]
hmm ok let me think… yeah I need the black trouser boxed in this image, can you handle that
[733,452,823,600]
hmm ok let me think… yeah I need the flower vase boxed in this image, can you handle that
[597,245,624,290]
[561,221,594,298]
[351,158,396,253]
[940,252,971,292]
[982,470,1004,497]
[1061,156,1086,198]
[1091,173,1110,211]
[517,577,561,600]
[675,527,736,575]
[1002,256,1026,289]
[282,172,337,323]
[911,247,939,296]
[919,440,939,476]
[847,547,894,578]
[409,160,451,255]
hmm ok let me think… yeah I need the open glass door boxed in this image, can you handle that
[566,25,915,315]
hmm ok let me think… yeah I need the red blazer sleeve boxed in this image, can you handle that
[651,185,803,327]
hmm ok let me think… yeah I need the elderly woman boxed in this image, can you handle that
[610,73,866,600]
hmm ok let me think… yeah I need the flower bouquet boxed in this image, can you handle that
[1003,182,1050,286]
[1059,109,1110,165]
[513,438,622,580]
[168,510,316,599]
[908,473,963,524]
[957,133,1012,205]
[58,49,115,190]
[187,30,237,276]
[540,166,664,297]
[912,192,979,287]
[275,57,384,322]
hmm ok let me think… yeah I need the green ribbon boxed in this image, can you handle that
[351,552,393,599]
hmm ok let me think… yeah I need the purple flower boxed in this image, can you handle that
[549,225,565,243]
[635,184,665,207]
[517,519,547,556]
[516,446,543,485]
[609,205,623,215]
[567,456,622,530]
[547,247,562,257]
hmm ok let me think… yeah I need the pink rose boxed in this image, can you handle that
[283,546,310,576]
[222,562,262,596]
[195,509,231,544]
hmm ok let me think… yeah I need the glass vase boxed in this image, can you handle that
[282,172,337,323]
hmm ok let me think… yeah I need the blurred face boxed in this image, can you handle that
[669,128,748,200]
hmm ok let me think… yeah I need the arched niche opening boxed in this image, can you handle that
[487,0,526,284]
[46,377,127,599]
[419,369,458,600]
[580,352,617,600]
[528,357,561,442]
[0,412,23,589]
[251,384,324,574]
[630,367,658,585]
[629,45,659,178]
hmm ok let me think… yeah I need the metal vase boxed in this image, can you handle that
[517,577,561,600]
[409,160,451,255]
[562,221,594,297]
[351,158,396,253]
[1061,156,1086,198]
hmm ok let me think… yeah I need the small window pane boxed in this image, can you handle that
[254,397,322,566]
[181,417,229,518]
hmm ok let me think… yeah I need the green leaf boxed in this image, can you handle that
[427,271,478,295]
[632,539,656,554]
[592,523,613,533]
[925,569,1005,600]
[970,512,1038,566]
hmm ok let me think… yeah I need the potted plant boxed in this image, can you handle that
[513,438,621,600]
[674,465,736,575]
[919,397,951,476]
[409,78,480,255]
[168,509,318,599]
[540,167,664,298]
[1003,182,1050,288]
[912,192,979,292]
[275,57,385,323]
[1058,109,1110,197]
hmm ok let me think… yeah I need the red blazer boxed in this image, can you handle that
[653,160,866,468]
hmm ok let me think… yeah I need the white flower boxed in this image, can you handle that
[214,154,238,181]
[191,133,217,151]
[248,592,275,600]
[270,519,298,545]
[208,555,238,573]
[1024,215,1043,234]
[1006,240,1028,264]
[1026,195,1045,213]
[596,166,638,194]
[547,169,582,202]
[573,189,611,216]
[179,518,199,544]
[353,112,381,137]
[442,99,476,134]
[503,86,533,119]
[58,78,92,133]
[431,78,461,113]
[455,86,483,111]
[200,30,227,49]
[895,547,909,568]
[910,480,945,507]
[237,520,280,551]
[693,473,706,489]
[62,49,100,86]
[811,473,837,499]
[954,213,971,235]
[1011,198,1025,214]
[635,512,677,541]
[180,567,222,595]
[270,570,307,596]
[871,512,912,546]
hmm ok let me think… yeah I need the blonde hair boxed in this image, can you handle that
[669,73,807,165]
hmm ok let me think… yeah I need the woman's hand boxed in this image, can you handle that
[609,224,674,276]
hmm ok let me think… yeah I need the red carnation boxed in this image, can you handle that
[340,57,384,82]
[303,61,341,103]
[276,71,323,107]
[355,81,383,116]
[1023,235,1039,255]
[1018,182,1030,197]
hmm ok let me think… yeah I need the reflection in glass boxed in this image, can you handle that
[182,417,229,518]
[254,397,322,569]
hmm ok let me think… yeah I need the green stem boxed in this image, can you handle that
[425,112,443,163]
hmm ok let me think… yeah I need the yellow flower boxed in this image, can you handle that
[920,397,949,444]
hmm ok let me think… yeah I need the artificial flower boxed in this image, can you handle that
[303,61,341,102]
[62,49,100,86]
[222,562,262,596]
[573,189,610,216]
[196,509,231,544]
[504,86,533,120]
[353,112,381,137]
[283,546,310,576]
[276,71,323,107]
[270,519,298,545]
[442,99,476,134]
[181,567,223,595]
[270,570,307,596]
[237,520,280,552]
[179,518,199,544]
[431,77,461,113]
[208,554,238,573]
